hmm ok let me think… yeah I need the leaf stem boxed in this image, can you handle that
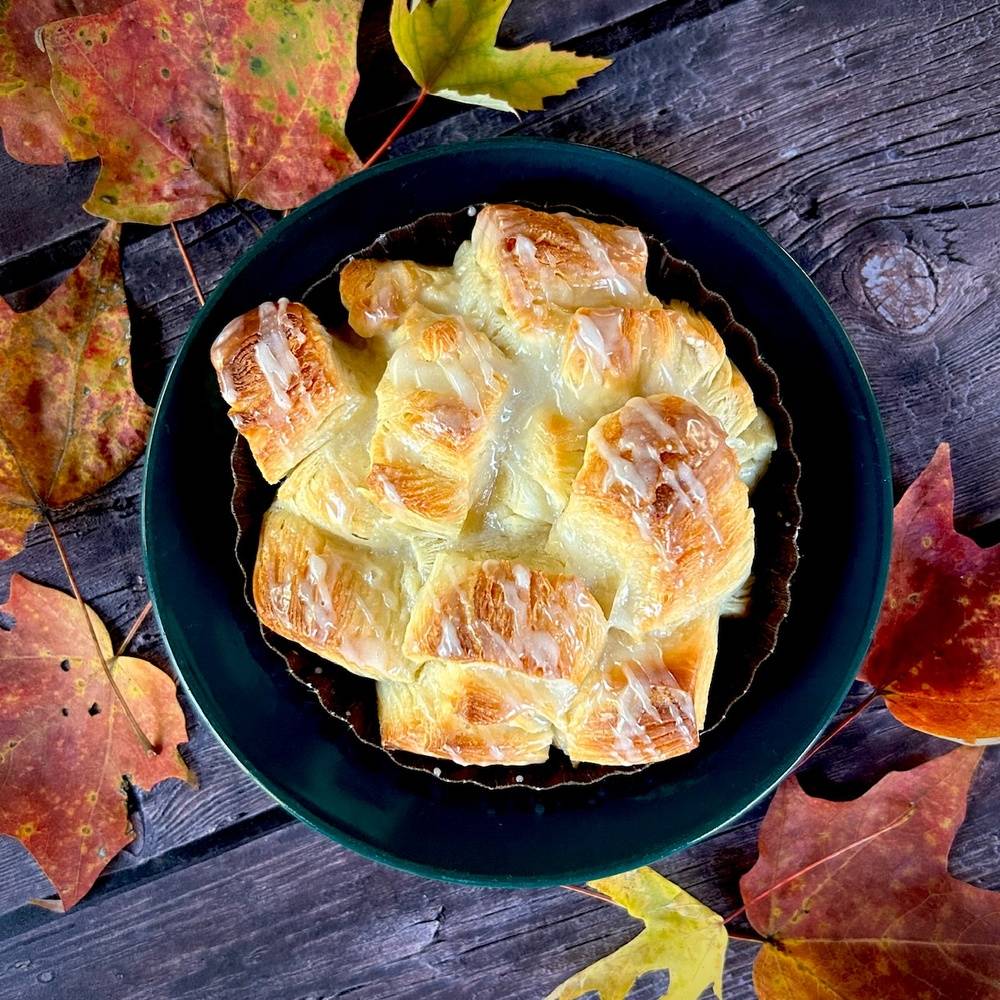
[169,222,205,306]
[721,804,914,926]
[363,88,429,169]
[561,884,616,905]
[114,600,152,659]
[798,689,880,766]
[46,517,157,755]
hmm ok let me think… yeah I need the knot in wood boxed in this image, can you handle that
[859,244,937,330]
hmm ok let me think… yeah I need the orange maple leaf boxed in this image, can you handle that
[42,0,363,224]
[0,575,192,910]
[0,0,125,163]
[860,443,1000,743]
[0,224,150,560]
[741,747,1000,999]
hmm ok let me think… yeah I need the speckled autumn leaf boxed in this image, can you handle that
[861,443,1000,743]
[0,574,192,911]
[548,868,726,1000]
[742,747,1000,999]
[0,0,124,163]
[390,0,611,113]
[0,224,149,561]
[42,0,362,224]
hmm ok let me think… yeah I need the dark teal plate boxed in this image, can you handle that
[142,138,891,887]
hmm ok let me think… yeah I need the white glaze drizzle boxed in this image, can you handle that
[512,235,537,268]
[599,635,697,760]
[571,309,627,377]
[438,616,464,657]
[253,299,300,412]
[594,398,721,545]
[562,216,638,297]
[432,561,588,679]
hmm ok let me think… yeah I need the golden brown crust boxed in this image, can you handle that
[253,506,418,681]
[560,306,645,405]
[339,258,455,342]
[367,311,509,535]
[276,412,383,544]
[548,393,754,634]
[378,663,554,766]
[491,407,586,526]
[470,204,655,341]
[558,616,718,766]
[639,302,764,453]
[210,299,364,483]
[404,554,607,686]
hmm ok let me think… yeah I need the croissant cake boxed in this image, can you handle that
[212,203,778,769]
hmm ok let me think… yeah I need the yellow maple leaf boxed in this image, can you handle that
[548,868,727,1000]
[389,0,612,113]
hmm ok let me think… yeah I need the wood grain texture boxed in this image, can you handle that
[0,0,998,997]
[0,695,995,999]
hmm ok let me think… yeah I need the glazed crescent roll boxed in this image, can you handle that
[381,554,607,765]
[378,662,554,766]
[275,410,383,546]
[560,306,645,412]
[210,299,365,483]
[339,258,457,342]
[548,393,754,635]
[490,407,586,528]
[403,555,607,719]
[462,204,657,351]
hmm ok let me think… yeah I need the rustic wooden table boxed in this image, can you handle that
[1,1,998,997]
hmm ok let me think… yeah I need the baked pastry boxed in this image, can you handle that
[546,393,754,635]
[367,307,510,536]
[558,616,720,766]
[253,505,419,681]
[212,203,777,768]
[210,299,365,483]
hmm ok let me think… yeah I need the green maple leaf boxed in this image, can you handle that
[390,0,612,113]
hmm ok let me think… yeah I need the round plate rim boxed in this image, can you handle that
[142,136,892,887]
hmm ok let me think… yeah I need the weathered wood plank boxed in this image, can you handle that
[0,698,995,999]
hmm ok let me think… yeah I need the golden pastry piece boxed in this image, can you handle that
[560,306,645,410]
[378,662,554,766]
[382,553,607,765]
[368,309,510,536]
[339,258,456,342]
[468,203,657,346]
[558,616,719,766]
[210,299,364,483]
[491,407,586,526]
[639,301,774,480]
[276,408,382,545]
[548,394,754,635]
[404,554,607,692]
[560,301,776,481]
[253,506,418,682]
